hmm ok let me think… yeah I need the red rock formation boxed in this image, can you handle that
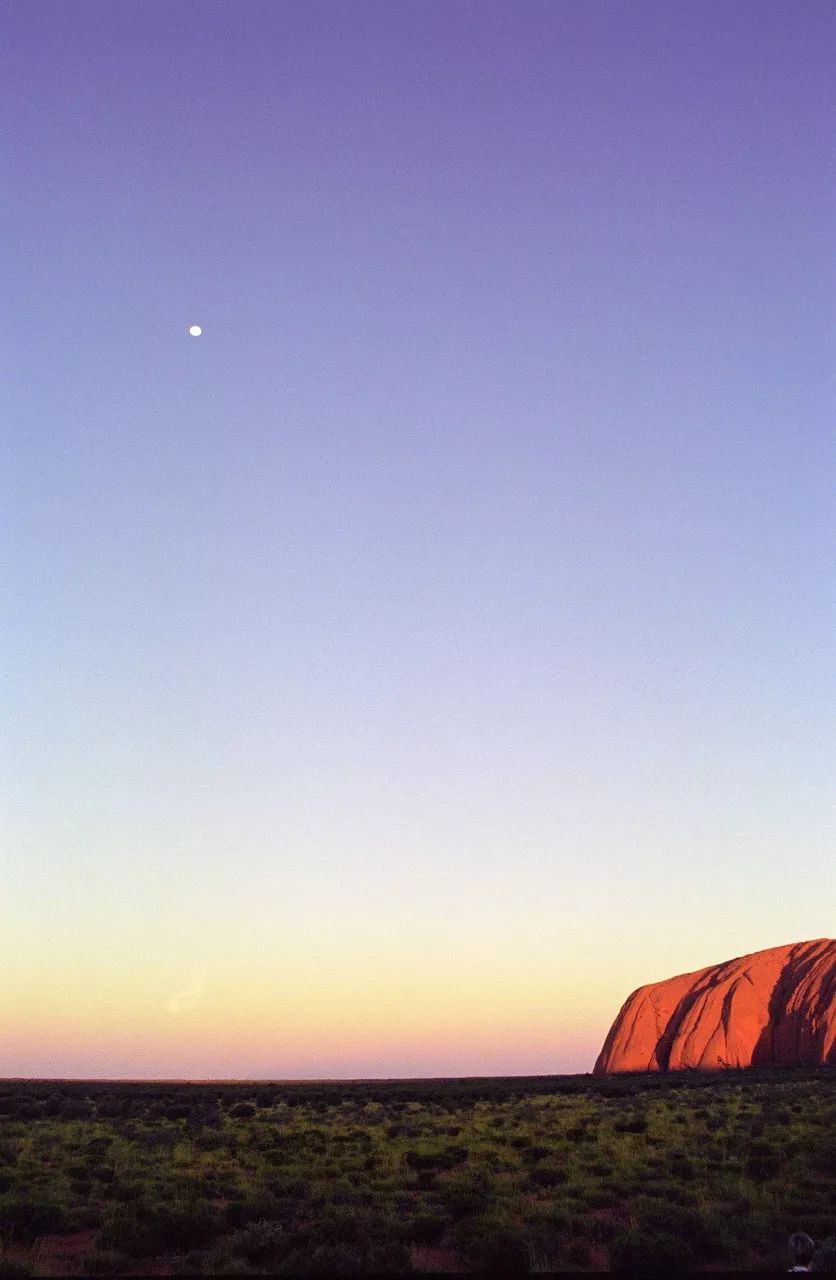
[594,939,836,1074]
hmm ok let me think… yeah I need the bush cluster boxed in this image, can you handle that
[0,1068,832,1273]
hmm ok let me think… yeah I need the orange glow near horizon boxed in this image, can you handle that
[6,890,814,1080]
[2,952,608,1078]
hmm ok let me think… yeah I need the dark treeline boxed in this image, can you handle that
[0,1065,831,1122]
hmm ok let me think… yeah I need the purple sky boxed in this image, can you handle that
[2,1,834,1077]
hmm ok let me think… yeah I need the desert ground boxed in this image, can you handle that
[0,1069,833,1275]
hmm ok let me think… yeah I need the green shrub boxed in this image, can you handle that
[0,1258,33,1279]
[404,1144,468,1171]
[745,1139,781,1179]
[812,1236,836,1273]
[519,1144,550,1165]
[452,1214,530,1276]
[524,1202,572,1235]
[632,1196,737,1261]
[228,1103,256,1120]
[668,1151,697,1179]
[149,1202,218,1250]
[400,1210,447,1245]
[437,1171,494,1219]
[110,1180,143,1203]
[524,1163,568,1189]
[581,1185,619,1210]
[614,1117,648,1134]
[610,1226,694,1276]
[97,1206,155,1257]
[82,1250,131,1275]
[563,1236,591,1266]
[311,1205,390,1249]
[85,1136,112,1155]
[363,1240,410,1272]
[268,1172,307,1198]
[275,1241,364,1274]
[0,1196,67,1242]
[224,1194,285,1229]
[226,1220,285,1263]
[59,1099,94,1121]
[509,1134,531,1149]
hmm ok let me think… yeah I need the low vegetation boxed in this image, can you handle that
[0,1068,832,1273]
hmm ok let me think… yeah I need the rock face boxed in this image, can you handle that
[594,939,836,1074]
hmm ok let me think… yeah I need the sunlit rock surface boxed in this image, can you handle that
[594,939,836,1073]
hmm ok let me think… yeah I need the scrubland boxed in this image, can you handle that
[0,1069,833,1274]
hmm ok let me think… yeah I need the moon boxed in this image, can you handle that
[188,325,202,337]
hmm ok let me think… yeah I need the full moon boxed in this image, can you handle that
[188,325,202,337]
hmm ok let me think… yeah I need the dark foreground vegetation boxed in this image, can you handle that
[0,1068,833,1274]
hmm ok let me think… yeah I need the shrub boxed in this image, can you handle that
[745,1139,781,1180]
[404,1145,468,1171]
[581,1186,619,1210]
[82,1250,131,1275]
[669,1151,697,1179]
[437,1172,494,1220]
[400,1211,447,1246]
[148,1203,218,1250]
[812,1236,836,1273]
[110,1181,143,1204]
[268,1173,307,1198]
[59,1099,94,1121]
[85,1136,112,1155]
[610,1226,695,1276]
[275,1241,364,1273]
[228,1103,256,1120]
[0,1197,67,1242]
[224,1194,286,1229]
[226,1220,285,1263]
[452,1214,531,1276]
[310,1205,389,1249]
[363,1240,410,1272]
[524,1203,572,1235]
[564,1237,591,1266]
[524,1163,568,1189]
[614,1116,648,1134]
[97,1207,155,1257]
[632,1195,737,1261]
[523,1202,573,1261]
[0,1259,33,1279]
[519,1144,551,1165]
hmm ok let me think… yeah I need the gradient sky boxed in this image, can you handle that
[2,0,833,1079]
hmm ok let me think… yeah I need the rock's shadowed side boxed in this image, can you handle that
[594,939,836,1074]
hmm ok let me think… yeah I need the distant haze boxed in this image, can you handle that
[2,0,833,1079]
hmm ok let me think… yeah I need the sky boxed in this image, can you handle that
[2,0,833,1079]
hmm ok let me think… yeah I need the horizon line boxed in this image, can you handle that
[1,1072,591,1085]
